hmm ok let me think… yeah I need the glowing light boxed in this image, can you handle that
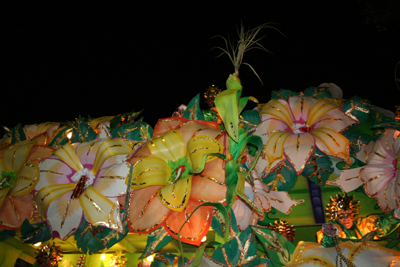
[66,131,73,139]
[33,242,41,247]
[146,255,154,263]
[201,236,207,242]
[100,254,106,261]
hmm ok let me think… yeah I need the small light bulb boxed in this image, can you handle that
[146,255,154,262]
[66,131,73,139]
[100,254,106,261]
[201,236,207,242]
[33,242,41,247]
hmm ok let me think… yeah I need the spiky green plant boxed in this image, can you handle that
[212,22,284,84]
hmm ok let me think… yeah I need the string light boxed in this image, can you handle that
[101,254,106,261]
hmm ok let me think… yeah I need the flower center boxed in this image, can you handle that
[70,168,95,198]
[0,171,17,189]
[293,123,312,134]
[168,157,191,184]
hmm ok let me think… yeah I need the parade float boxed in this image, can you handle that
[1,24,400,267]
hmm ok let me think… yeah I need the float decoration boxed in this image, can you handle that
[182,94,205,121]
[110,119,153,140]
[20,219,51,244]
[108,110,143,130]
[140,227,173,259]
[109,251,128,267]
[34,242,63,267]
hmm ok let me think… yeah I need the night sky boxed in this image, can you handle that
[2,1,400,136]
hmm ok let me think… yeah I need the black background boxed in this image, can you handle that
[2,1,400,135]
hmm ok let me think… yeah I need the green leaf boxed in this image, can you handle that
[183,94,205,121]
[211,211,225,238]
[69,116,97,143]
[271,89,298,100]
[75,218,129,254]
[342,96,371,123]
[0,229,15,241]
[109,110,142,130]
[241,110,261,131]
[192,241,221,267]
[342,129,376,154]
[251,226,295,267]
[236,172,262,214]
[10,123,27,144]
[263,162,297,191]
[111,122,153,140]
[302,148,333,189]
[212,227,258,267]
[303,86,332,99]
[48,126,72,148]
[20,219,51,244]
[140,227,173,259]
[215,89,240,142]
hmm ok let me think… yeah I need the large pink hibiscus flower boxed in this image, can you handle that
[253,95,357,177]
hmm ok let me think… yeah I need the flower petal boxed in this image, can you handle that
[313,109,357,132]
[128,185,170,233]
[260,99,293,127]
[232,198,256,231]
[37,157,75,187]
[311,127,351,163]
[95,162,130,197]
[187,135,224,170]
[153,117,188,137]
[46,191,82,240]
[289,96,317,124]
[130,156,170,190]
[360,165,395,197]
[158,177,191,212]
[191,157,226,203]
[9,162,39,197]
[80,186,123,232]
[55,143,84,172]
[35,183,76,218]
[375,181,400,213]
[1,140,35,172]
[368,133,396,166]
[164,199,212,246]
[148,130,186,162]
[328,167,364,192]
[175,120,222,144]
[283,133,315,175]
[28,145,55,162]
[0,194,35,229]
[254,118,292,144]
[262,131,291,173]
[307,98,338,126]
[266,190,304,214]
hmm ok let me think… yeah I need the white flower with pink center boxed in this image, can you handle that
[330,129,400,213]
[34,138,133,240]
[253,95,357,177]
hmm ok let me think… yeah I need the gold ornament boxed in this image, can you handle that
[204,85,221,108]
[109,251,128,267]
[34,242,63,267]
[269,220,296,242]
[326,193,360,221]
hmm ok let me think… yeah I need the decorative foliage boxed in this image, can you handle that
[34,242,63,267]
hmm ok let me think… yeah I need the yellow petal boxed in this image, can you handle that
[187,135,223,170]
[80,186,122,232]
[55,143,83,172]
[92,139,132,175]
[263,131,291,172]
[311,127,351,163]
[130,157,171,190]
[35,183,76,217]
[158,176,191,212]
[307,98,338,126]
[1,140,35,172]
[9,162,39,197]
[147,130,186,162]
[260,99,293,127]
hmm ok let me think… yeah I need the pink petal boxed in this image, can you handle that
[0,194,35,230]
[313,109,358,132]
[128,186,170,233]
[328,167,364,192]
[283,133,315,175]
[288,96,317,124]
[360,165,395,197]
